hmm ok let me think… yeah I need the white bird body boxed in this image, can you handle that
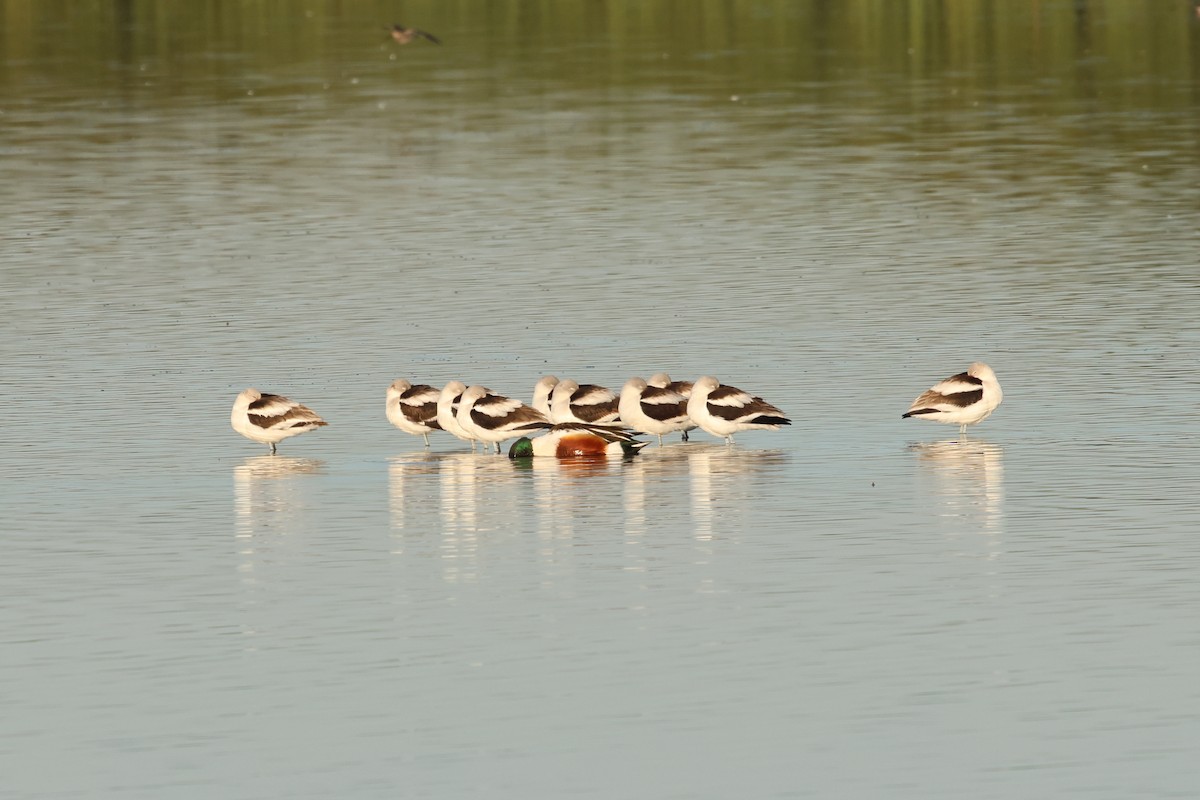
[903,362,1002,435]
[618,377,693,445]
[436,380,476,447]
[457,385,552,453]
[686,376,790,444]
[532,375,558,419]
[386,379,442,446]
[549,379,621,425]
[231,388,327,454]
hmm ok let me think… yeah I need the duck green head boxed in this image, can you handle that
[508,437,534,459]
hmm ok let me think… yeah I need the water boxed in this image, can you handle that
[3,2,1200,798]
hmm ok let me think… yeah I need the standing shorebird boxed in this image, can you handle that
[436,380,477,449]
[902,362,1003,437]
[686,376,790,445]
[457,386,553,454]
[231,388,328,454]
[618,377,693,446]
[385,379,442,447]
[385,23,441,45]
[548,379,621,425]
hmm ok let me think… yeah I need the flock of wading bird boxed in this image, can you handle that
[230,363,1003,459]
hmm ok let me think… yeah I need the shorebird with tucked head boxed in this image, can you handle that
[436,380,477,449]
[457,385,553,454]
[231,388,328,455]
[508,424,648,459]
[618,377,693,446]
[532,375,559,419]
[549,379,621,425]
[386,379,442,447]
[385,23,441,45]
[686,376,791,445]
[902,362,1002,437]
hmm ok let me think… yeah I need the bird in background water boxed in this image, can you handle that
[385,23,441,45]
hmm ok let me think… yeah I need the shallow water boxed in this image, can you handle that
[4,2,1200,798]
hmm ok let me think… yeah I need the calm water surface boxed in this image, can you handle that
[3,2,1200,798]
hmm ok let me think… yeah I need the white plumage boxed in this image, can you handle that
[231,388,327,454]
[385,379,442,446]
[686,376,791,445]
[903,362,1002,436]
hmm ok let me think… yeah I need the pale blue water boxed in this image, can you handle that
[4,5,1200,799]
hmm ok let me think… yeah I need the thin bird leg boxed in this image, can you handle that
[422,432,431,447]
[270,442,277,455]
[657,434,664,447]
[682,430,689,441]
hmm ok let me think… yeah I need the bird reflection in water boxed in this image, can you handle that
[387,452,440,539]
[233,455,324,534]
[683,445,790,544]
[910,439,1005,539]
[232,455,325,617]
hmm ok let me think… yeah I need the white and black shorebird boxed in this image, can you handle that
[436,380,477,449]
[686,376,791,445]
[531,375,559,419]
[231,388,328,454]
[385,379,442,447]
[902,362,1003,437]
[618,377,693,446]
[549,379,621,425]
[646,372,698,441]
[457,385,553,454]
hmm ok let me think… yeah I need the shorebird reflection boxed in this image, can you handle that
[911,439,1005,538]
[387,452,440,540]
[686,445,789,543]
[232,455,325,608]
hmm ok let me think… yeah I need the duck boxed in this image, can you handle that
[508,424,648,458]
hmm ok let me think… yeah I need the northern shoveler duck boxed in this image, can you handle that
[457,385,552,454]
[231,388,327,455]
[686,376,791,445]
[902,362,1002,436]
[386,379,442,447]
[618,377,693,446]
[508,424,648,458]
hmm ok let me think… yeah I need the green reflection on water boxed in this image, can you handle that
[2,0,1197,109]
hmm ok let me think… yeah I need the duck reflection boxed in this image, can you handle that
[910,439,1005,537]
[517,455,624,545]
